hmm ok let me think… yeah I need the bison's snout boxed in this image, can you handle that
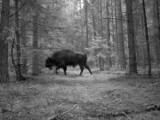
[45,64,52,70]
[47,66,52,70]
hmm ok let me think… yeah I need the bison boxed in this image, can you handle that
[45,50,92,76]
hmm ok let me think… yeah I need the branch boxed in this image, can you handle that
[47,104,77,120]
[9,1,27,18]
[60,104,77,116]
[122,112,132,120]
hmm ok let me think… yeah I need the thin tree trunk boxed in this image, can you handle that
[84,0,89,47]
[91,0,96,39]
[133,0,140,66]
[153,0,160,66]
[116,0,126,70]
[100,0,103,38]
[126,0,137,74]
[142,0,151,78]
[80,0,84,52]
[21,23,28,74]
[32,5,41,75]
[15,0,25,81]
[15,0,21,79]
[99,0,104,71]
[106,1,112,68]
[156,0,160,63]
[139,7,146,68]
[115,0,119,68]
[97,0,100,35]
[111,0,115,42]
[0,0,10,83]
[156,0,160,43]
[111,0,116,66]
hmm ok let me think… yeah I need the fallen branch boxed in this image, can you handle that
[47,104,77,120]
[145,104,160,111]
[122,112,132,120]
[47,104,160,120]
[90,104,160,119]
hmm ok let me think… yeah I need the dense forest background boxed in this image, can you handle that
[0,0,160,120]
[0,0,160,82]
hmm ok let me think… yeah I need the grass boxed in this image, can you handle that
[0,68,160,120]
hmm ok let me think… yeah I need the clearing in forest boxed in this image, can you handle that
[0,68,160,120]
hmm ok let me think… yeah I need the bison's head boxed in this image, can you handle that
[45,57,54,70]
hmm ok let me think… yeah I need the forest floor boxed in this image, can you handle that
[0,68,160,120]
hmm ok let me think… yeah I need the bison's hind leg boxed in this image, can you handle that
[84,64,92,75]
[55,67,59,74]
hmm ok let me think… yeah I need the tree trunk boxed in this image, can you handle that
[91,0,96,39]
[116,0,126,70]
[100,0,103,38]
[111,0,116,66]
[79,0,84,52]
[138,7,146,67]
[133,0,140,66]
[126,0,137,74]
[142,0,152,78]
[99,0,104,70]
[156,0,160,44]
[0,0,10,83]
[32,7,41,75]
[106,1,112,68]
[115,0,119,68]
[21,23,28,74]
[153,0,160,66]
[99,55,104,71]
[84,0,89,47]
[15,0,25,81]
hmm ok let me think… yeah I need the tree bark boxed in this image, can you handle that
[0,0,10,83]
[142,0,151,78]
[100,0,103,38]
[99,0,104,70]
[106,1,112,68]
[126,0,137,74]
[133,0,140,66]
[32,4,41,75]
[111,0,116,66]
[156,0,160,44]
[84,0,89,47]
[21,23,28,74]
[115,0,126,70]
[91,0,96,39]
[15,0,25,81]
[153,0,160,66]
[115,0,119,68]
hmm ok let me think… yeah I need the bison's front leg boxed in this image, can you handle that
[79,65,84,76]
[63,66,67,75]
[55,67,59,74]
